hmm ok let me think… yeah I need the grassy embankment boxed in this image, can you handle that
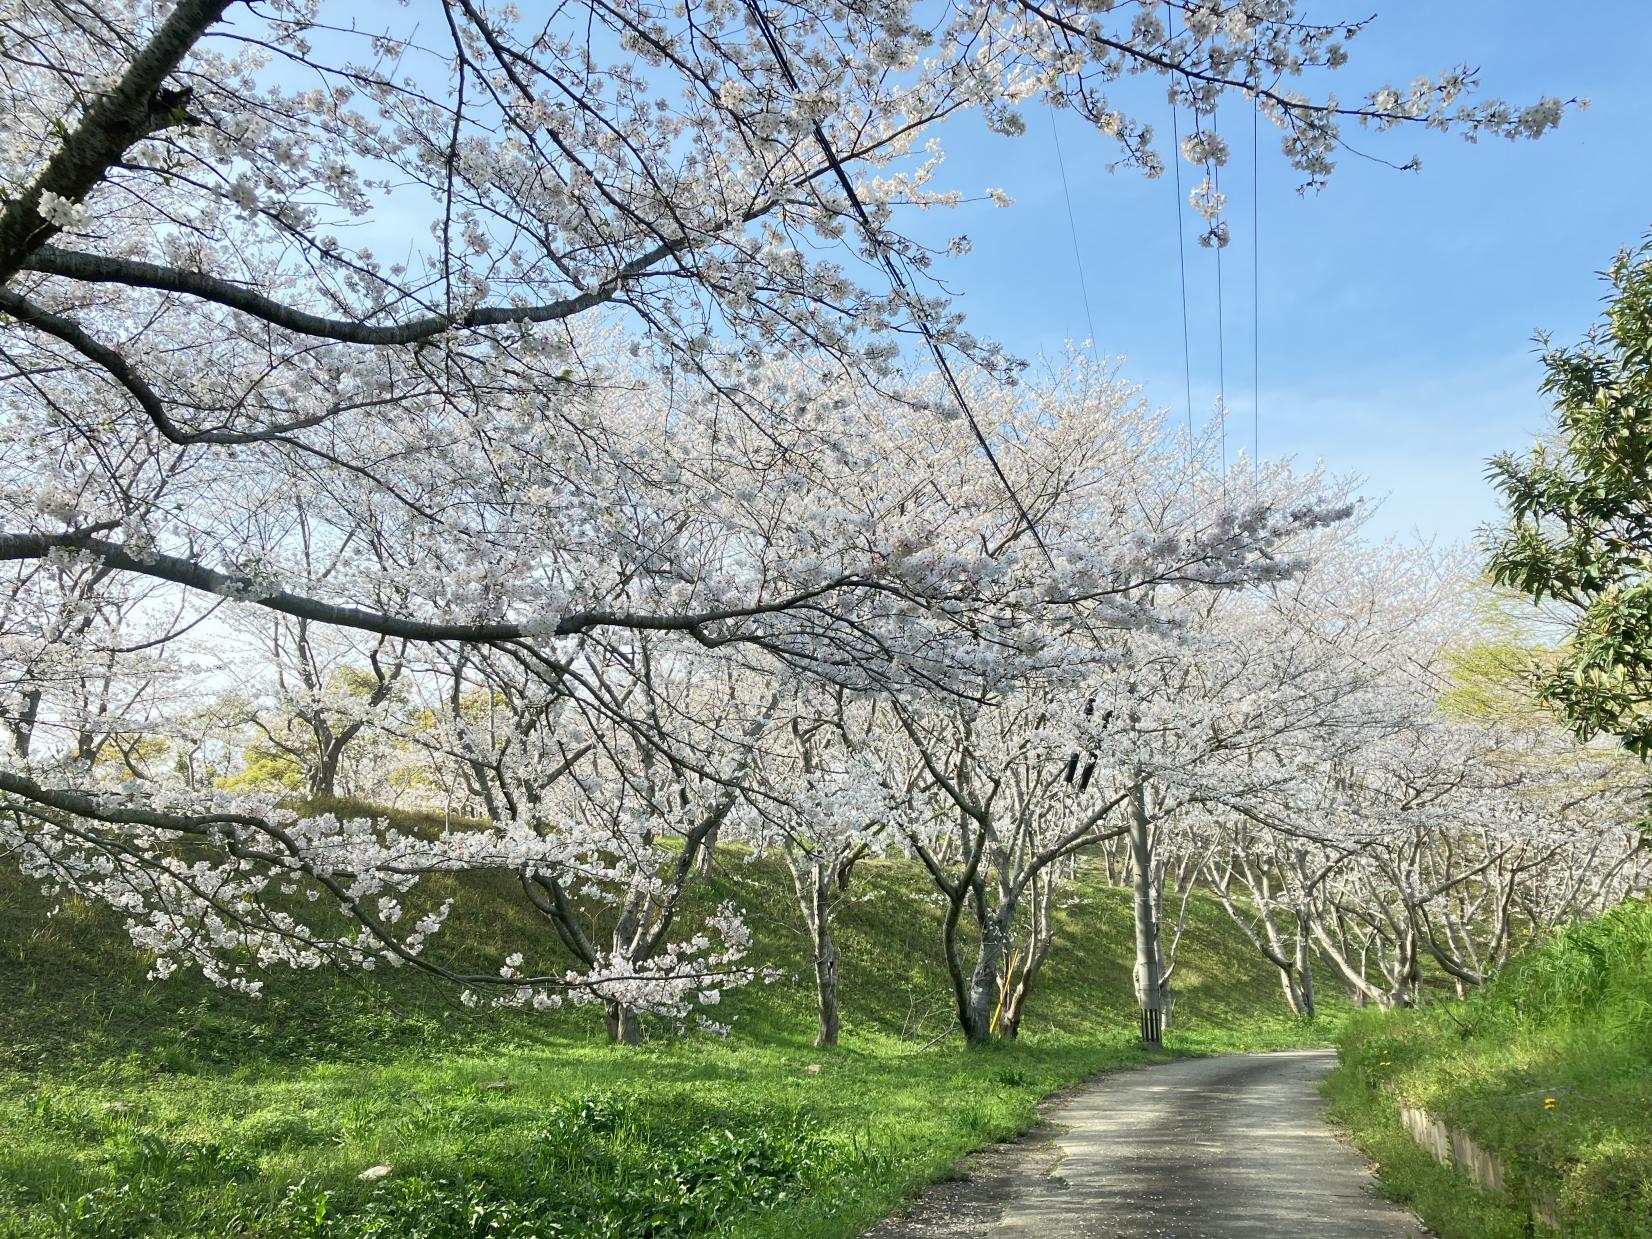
[1327,897,1652,1238]
[1,801,1338,1238]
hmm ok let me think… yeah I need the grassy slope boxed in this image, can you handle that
[1326,897,1652,1239]
[1,820,1336,1239]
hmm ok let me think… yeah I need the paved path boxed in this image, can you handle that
[868,1049,1428,1239]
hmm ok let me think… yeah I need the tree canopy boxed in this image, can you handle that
[2,2,1637,1047]
[1487,239,1652,758]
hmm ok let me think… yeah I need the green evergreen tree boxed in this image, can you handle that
[1487,238,1652,756]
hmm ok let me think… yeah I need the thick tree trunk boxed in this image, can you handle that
[696,823,719,879]
[603,901,647,1044]
[965,936,1004,1043]
[1279,967,1303,1015]
[1295,914,1317,1018]
[814,936,841,1048]
[1283,909,1317,1018]
[604,1000,641,1045]
[959,915,1009,1044]
[786,854,844,1048]
[1278,962,1315,1019]
[1382,928,1421,1009]
[1128,779,1163,1047]
[940,890,974,1039]
[5,687,40,758]
[807,866,840,1047]
[308,741,341,800]
[933,827,996,1045]
[1148,845,1182,1033]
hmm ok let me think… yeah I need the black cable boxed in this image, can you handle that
[1252,95,1260,492]
[740,0,1053,562]
[1166,23,1195,450]
[1049,106,1099,361]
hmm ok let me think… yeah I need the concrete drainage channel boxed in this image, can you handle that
[1397,1104,1563,1231]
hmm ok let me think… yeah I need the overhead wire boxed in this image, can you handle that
[733,1,1467,826]
[738,0,1053,563]
[1252,94,1260,492]
[1213,143,1227,494]
[1048,106,1099,364]
[1167,45,1195,450]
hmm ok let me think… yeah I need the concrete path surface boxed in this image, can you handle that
[866,1049,1428,1239]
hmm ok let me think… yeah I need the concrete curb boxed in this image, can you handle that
[1396,1103,1562,1231]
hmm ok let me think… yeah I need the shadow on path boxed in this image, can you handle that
[865,1049,1428,1239]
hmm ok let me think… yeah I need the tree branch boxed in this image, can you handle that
[0,529,879,644]
[19,236,679,346]
[0,0,234,281]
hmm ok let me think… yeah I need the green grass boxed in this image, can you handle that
[1326,897,1652,1238]
[1,829,1339,1238]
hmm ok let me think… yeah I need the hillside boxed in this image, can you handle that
[1327,897,1652,1238]
[0,821,1335,1239]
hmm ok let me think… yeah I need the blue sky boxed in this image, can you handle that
[896,1,1652,546]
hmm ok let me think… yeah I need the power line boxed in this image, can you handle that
[1048,106,1099,362]
[1214,149,1227,493]
[739,0,1052,562]
[1165,6,1194,450]
[1252,95,1260,492]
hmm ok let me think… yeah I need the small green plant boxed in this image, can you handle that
[1327,898,1652,1238]
[110,1132,257,1182]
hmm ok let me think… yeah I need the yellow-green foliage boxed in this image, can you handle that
[1437,588,1559,728]
[1440,638,1547,724]
[215,742,307,792]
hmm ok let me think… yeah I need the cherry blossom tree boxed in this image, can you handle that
[496,639,769,1043]
[0,0,1574,1015]
[1048,483,1396,1042]
[893,674,1133,1043]
[1192,550,1650,1013]
[875,388,1354,1042]
[224,619,406,799]
[740,686,898,1047]
[1202,822,1327,1017]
